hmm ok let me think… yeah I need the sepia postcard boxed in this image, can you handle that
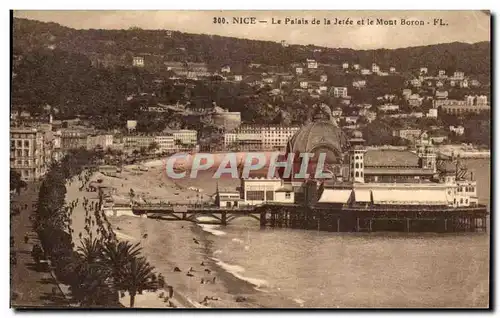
[10,10,490,309]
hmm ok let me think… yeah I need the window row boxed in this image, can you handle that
[13,149,30,157]
[458,186,475,193]
[15,160,31,166]
[352,163,364,169]
[11,140,30,148]
[351,171,364,178]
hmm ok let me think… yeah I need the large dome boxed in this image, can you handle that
[287,119,350,164]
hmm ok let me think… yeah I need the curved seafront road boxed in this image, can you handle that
[10,183,71,309]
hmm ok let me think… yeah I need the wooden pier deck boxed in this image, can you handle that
[131,203,488,233]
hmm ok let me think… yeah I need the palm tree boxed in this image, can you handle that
[71,238,114,307]
[101,240,142,279]
[119,257,157,308]
[71,261,114,307]
[77,237,103,264]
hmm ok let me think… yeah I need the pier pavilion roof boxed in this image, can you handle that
[364,167,434,176]
[354,189,371,202]
[364,150,420,168]
[371,189,448,205]
[318,189,352,204]
[287,119,350,164]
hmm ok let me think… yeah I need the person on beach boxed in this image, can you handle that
[158,274,165,288]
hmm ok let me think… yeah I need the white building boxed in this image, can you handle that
[172,129,197,146]
[87,134,114,151]
[240,176,294,206]
[331,108,343,117]
[234,75,243,81]
[320,74,328,82]
[11,127,53,181]
[389,67,396,73]
[342,62,349,69]
[453,71,465,80]
[410,79,422,87]
[361,69,371,75]
[449,125,465,136]
[344,116,358,124]
[352,80,366,89]
[333,87,348,98]
[232,125,300,151]
[427,108,438,118]
[371,63,380,73]
[408,94,423,107]
[353,64,360,70]
[378,104,399,112]
[215,191,242,208]
[123,135,155,151]
[133,56,145,67]
[300,81,308,89]
[465,95,476,106]
[221,65,231,73]
[471,79,481,87]
[154,134,175,153]
[477,95,488,106]
[127,120,137,132]
[307,59,318,69]
[296,67,303,75]
[435,90,449,99]
[420,67,428,74]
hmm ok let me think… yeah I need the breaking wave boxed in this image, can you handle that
[198,224,227,236]
[211,257,269,289]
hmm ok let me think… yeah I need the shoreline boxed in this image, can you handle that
[108,214,296,308]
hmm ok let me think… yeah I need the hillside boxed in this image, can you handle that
[12,17,491,77]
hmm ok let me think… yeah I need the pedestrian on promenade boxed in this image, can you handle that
[24,234,29,244]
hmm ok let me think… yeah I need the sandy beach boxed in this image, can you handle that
[63,159,262,308]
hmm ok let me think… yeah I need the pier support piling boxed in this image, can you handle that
[260,211,266,228]
[221,212,227,226]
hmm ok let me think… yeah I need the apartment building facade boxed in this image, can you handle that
[10,127,52,181]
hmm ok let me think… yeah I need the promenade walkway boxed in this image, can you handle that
[10,183,71,308]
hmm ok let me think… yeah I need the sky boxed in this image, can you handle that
[13,10,490,50]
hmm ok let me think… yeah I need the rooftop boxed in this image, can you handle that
[364,150,420,168]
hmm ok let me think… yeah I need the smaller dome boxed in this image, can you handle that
[352,130,363,138]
